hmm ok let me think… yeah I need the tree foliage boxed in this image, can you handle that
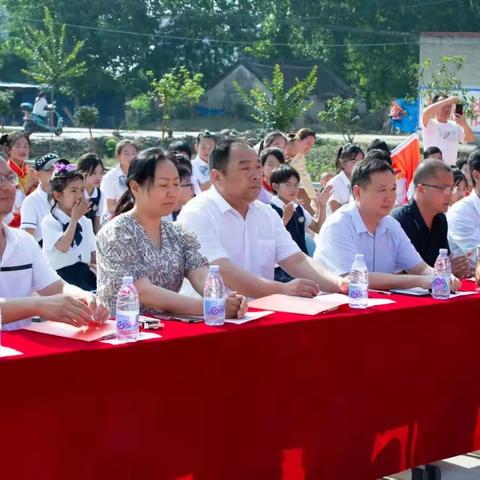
[234,64,317,131]
[318,96,359,142]
[74,105,99,139]
[0,89,14,131]
[149,66,204,139]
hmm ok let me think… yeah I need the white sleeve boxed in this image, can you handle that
[20,197,38,231]
[177,205,228,263]
[270,208,301,263]
[447,203,480,257]
[25,234,61,291]
[41,215,65,252]
[302,206,313,229]
[83,218,96,253]
[100,171,118,201]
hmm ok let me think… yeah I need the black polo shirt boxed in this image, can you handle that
[390,200,450,267]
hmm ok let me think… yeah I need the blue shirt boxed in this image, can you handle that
[314,202,423,275]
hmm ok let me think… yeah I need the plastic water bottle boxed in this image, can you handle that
[432,249,451,300]
[204,265,226,326]
[115,276,140,341]
[349,254,369,309]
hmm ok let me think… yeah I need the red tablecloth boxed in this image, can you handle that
[1,284,480,480]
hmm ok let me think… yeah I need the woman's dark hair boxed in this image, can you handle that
[270,164,300,194]
[50,161,85,214]
[467,148,480,186]
[37,90,46,99]
[167,140,193,159]
[295,128,315,141]
[177,163,191,182]
[168,151,192,176]
[351,158,394,189]
[366,139,391,155]
[335,143,364,172]
[259,147,285,167]
[258,131,287,153]
[0,131,31,154]
[451,167,467,187]
[196,130,216,144]
[115,148,176,216]
[456,156,468,170]
[77,152,105,176]
[364,148,392,166]
[423,146,442,159]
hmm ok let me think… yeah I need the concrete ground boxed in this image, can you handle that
[383,452,480,479]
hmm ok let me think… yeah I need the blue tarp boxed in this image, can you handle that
[390,98,419,134]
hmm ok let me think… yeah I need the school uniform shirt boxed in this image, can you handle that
[326,170,351,216]
[270,195,312,254]
[314,201,423,275]
[191,155,210,196]
[100,165,127,210]
[84,187,104,222]
[41,208,96,271]
[20,184,52,242]
[177,186,300,281]
[446,189,480,261]
[0,222,60,331]
[422,119,465,166]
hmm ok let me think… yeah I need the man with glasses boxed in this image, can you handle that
[315,157,461,290]
[391,159,471,278]
[0,159,109,329]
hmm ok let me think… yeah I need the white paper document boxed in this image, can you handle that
[0,345,23,357]
[225,310,274,325]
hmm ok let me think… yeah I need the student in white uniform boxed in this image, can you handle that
[0,158,108,330]
[20,153,60,245]
[77,152,105,234]
[191,130,216,195]
[42,162,97,291]
[100,139,138,219]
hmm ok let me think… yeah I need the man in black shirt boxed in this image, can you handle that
[391,159,470,278]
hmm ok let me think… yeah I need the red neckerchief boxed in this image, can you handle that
[8,159,28,179]
[262,179,273,193]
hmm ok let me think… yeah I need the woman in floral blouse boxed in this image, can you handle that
[96,148,247,318]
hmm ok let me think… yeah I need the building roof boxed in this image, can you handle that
[207,56,354,98]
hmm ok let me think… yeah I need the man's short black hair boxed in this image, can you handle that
[167,140,193,159]
[467,148,480,186]
[351,158,394,189]
[423,146,443,159]
[456,156,468,170]
[366,138,391,155]
[210,138,253,172]
[432,94,448,104]
[364,148,392,166]
[451,167,467,187]
[269,164,300,194]
[413,159,452,186]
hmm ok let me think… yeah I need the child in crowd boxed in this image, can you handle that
[100,139,138,218]
[450,167,469,206]
[171,160,195,221]
[269,164,330,282]
[41,162,96,291]
[320,171,334,189]
[77,152,105,233]
[20,153,60,245]
[326,143,364,215]
[258,147,286,203]
[191,130,215,195]
[167,140,193,159]
[257,131,288,156]
[0,132,37,227]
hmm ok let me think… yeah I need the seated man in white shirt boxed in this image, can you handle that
[314,157,461,291]
[178,138,347,298]
[421,95,475,166]
[447,148,480,263]
[0,159,109,329]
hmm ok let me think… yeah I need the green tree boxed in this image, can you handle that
[74,105,99,140]
[0,89,14,132]
[125,93,152,129]
[234,64,317,131]
[149,66,204,140]
[318,96,359,142]
[14,7,86,110]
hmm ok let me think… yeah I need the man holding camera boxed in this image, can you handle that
[421,95,476,166]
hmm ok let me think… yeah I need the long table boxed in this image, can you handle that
[1,285,480,480]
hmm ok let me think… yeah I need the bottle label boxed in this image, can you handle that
[432,276,450,293]
[204,298,225,318]
[116,309,139,331]
[349,284,368,299]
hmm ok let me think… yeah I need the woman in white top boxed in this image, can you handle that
[100,139,138,219]
[326,143,364,215]
[42,162,96,291]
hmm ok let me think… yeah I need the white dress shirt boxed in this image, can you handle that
[446,189,480,261]
[100,165,127,205]
[20,184,52,241]
[177,187,300,280]
[41,208,96,271]
[0,222,60,330]
[326,170,351,216]
[191,155,211,196]
[314,202,423,275]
